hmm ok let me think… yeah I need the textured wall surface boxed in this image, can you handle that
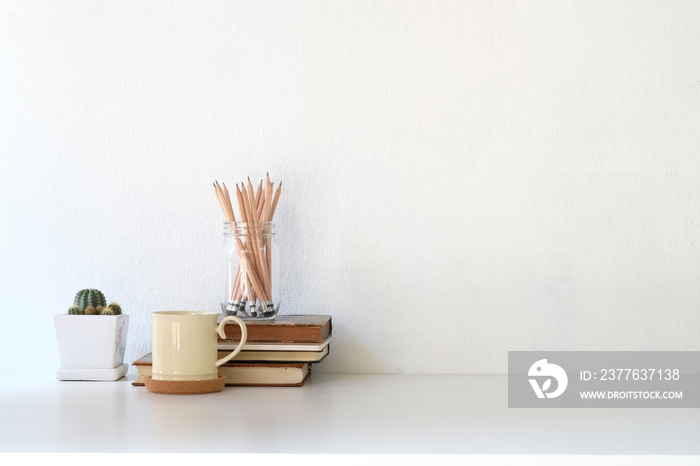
[1,1,699,374]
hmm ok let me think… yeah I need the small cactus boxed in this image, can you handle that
[67,289,123,316]
[73,289,106,313]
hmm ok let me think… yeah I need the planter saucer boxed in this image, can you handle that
[56,363,129,381]
[144,375,226,395]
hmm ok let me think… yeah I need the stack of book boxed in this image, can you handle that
[132,314,331,387]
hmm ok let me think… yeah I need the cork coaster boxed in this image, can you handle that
[144,375,226,395]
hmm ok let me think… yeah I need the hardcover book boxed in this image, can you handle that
[217,345,329,363]
[218,314,332,343]
[132,353,311,387]
[217,336,331,353]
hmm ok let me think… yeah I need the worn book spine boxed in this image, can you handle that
[219,314,332,343]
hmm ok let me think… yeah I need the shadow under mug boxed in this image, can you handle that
[151,311,248,381]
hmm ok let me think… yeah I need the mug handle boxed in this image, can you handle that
[215,316,248,367]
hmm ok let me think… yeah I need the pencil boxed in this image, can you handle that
[236,184,259,303]
[241,183,270,305]
[270,181,282,219]
[263,174,274,279]
[244,181,271,301]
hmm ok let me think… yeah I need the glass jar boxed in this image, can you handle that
[222,221,280,319]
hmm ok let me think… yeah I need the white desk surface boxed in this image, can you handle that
[1,372,698,462]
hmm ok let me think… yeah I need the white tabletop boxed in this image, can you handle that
[1,372,699,461]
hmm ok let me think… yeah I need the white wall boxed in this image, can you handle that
[1,1,699,375]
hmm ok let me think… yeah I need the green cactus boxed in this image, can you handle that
[73,289,106,312]
[67,289,123,316]
[107,302,122,315]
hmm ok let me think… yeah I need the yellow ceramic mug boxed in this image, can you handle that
[151,311,247,381]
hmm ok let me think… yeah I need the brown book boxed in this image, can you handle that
[132,353,311,387]
[218,314,332,343]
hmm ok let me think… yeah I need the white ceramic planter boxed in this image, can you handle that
[54,314,130,381]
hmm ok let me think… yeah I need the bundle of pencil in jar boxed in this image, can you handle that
[213,174,281,319]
